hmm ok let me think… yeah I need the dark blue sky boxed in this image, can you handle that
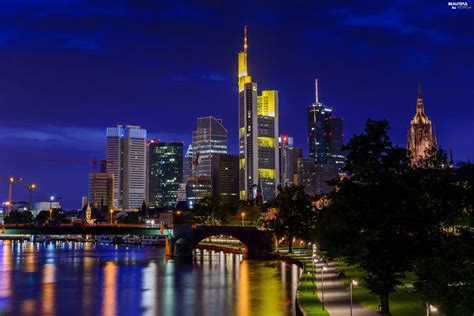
[1,0,473,208]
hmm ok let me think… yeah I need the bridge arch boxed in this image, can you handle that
[168,224,274,259]
[192,233,250,257]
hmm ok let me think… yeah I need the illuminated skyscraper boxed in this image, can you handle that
[306,80,344,196]
[106,125,147,210]
[238,27,279,201]
[192,116,227,177]
[148,140,183,208]
[307,79,344,166]
[279,135,294,186]
[407,84,437,163]
[183,144,194,180]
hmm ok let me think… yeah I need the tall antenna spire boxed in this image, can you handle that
[418,82,422,98]
[243,25,248,53]
[315,78,319,103]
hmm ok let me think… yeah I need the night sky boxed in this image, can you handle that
[1,1,473,208]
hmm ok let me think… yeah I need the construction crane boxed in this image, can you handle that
[42,159,112,208]
[0,177,23,213]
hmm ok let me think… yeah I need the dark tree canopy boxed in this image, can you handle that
[266,184,316,253]
[316,119,416,315]
[316,119,473,316]
[4,211,34,224]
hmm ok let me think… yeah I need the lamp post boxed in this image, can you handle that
[110,209,114,224]
[426,303,438,316]
[241,212,245,227]
[350,280,358,316]
[311,254,316,294]
[321,265,327,310]
[49,196,55,221]
[26,184,37,210]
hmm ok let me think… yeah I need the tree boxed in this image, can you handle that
[236,200,262,227]
[316,119,416,315]
[193,196,222,225]
[35,209,71,224]
[415,230,474,316]
[265,184,316,253]
[4,211,34,224]
[413,162,474,315]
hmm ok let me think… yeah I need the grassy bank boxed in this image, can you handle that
[333,260,425,316]
[286,251,329,316]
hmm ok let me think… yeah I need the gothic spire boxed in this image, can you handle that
[416,82,425,115]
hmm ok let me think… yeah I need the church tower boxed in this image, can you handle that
[407,84,437,163]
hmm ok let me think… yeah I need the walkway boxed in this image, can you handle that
[314,259,374,316]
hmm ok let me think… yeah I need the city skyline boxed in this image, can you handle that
[1,1,472,208]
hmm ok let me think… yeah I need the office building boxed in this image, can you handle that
[192,116,227,177]
[87,172,114,209]
[295,158,316,195]
[148,140,183,208]
[308,79,344,166]
[257,90,280,200]
[407,84,437,163]
[238,27,280,201]
[186,176,212,208]
[292,147,303,184]
[183,144,194,180]
[106,125,147,210]
[279,135,294,186]
[212,154,239,205]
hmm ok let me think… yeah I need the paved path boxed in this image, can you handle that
[312,259,374,316]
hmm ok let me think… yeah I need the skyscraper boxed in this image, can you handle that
[106,125,147,210]
[308,81,344,163]
[183,144,194,180]
[407,84,437,163]
[295,158,316,195]
[148,140,183,208]
[279,135,294,186]
[238,27,279,201]
[192,116,227,177]
[306,79,344,195]
[257,90,280,200]
[212,153,239,205]
[87,172,114,209]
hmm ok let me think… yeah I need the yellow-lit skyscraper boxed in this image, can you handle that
[238,27,279,201]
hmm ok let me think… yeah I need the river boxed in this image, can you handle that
[0,240,300,316]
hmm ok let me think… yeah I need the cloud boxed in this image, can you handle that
[200,73,225,81]
[0,125,191,150]
[167,72,225,82]
[0,125,105,150]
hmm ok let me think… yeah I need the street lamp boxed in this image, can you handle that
[426,303,438,316]
[49,196,55,221]
[241,212,245,227]
[26,184,37,210]
[350,280,358,316]
[110,209,114,224]
[311,254,316,294]
[321,265,328,310]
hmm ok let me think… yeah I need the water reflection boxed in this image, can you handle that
[0,241,299,316]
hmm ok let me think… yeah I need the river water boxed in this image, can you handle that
[0,240,300,316]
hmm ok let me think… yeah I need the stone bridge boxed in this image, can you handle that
[166,224,274,259]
